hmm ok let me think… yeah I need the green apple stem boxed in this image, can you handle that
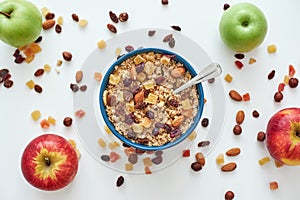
[44,156,51,166]
[0,11,11,18]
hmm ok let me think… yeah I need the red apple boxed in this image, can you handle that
[21,134,79,191]
[266,107,300,166]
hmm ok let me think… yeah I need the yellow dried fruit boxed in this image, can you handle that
[41,7,50,16]
[43,64,51,72]
[274,160,284,168]
[31,110,41,121]
[115,47,122,56]
[56,59,63,66]
[94,72,102,81]
[145,93,158,104]
[26,80,35,89]
[125,163,134,171]
[143,157,152,167]
[104,125,112,134]
[216,153,224,165]
[108,141,120,149]
[97,40,106,49]
[57,16,63,25]
[248,57,256,64]
[267,44,277,54]
[258,156,271,165]
[47,116,56,125]
[108,73,120,85]
[224,73,233,83]
[160,56,170,65]
[78,19,88,28]
[143,80,155,90]
[188,131,197,140]
[133,54,146,64]
[97,138,107,148]
[283,75,290,84]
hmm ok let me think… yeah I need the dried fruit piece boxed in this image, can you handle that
[94,72,102,81]
[47,116,56,125]
[191,161,202,172]
[75,70,83,83]
[62,51,72,61]
[269,181,279,191]
[72,13,79,22]
[289,64,296,77]
[216,154,224,165]
[116,176,124,187]
[224,73,233,83]
[268,70,275,80]
[161,0,169,5]
[242,93,250,101]
[43,64,51,72]
[110,151,120,162]
[195,152,205,166]
[252,110,260,118]
[119,12,129,22]
[233,124,242,135]
[198,140,210,147]
[258,156,270,165]
[107,23,117,33]
[26,80,35,89]
[234,53,244,59]
[274,91,283,102]
[248,57,256,64]
[109,11,118,23]
[182,149,190,157]
[171,25,181,31]
[224,191,235,200]
[97,138,107,148]
[40,119,50,129]
[289,77,299,88]
[234,60,244,69]
[267,44,277,53]
[31,110,41,121]
[34,84,43,93]
[97,40,106,49]
[75,109,86,118]
[63,117,73,127]
[257,131,266,142]
[34,68,44,77]
[57,16,63,25]
[78,19,88,28]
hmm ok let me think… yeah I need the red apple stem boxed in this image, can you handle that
[44,157,51,166]
[0,11,10,18]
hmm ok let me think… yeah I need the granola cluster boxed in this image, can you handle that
[103,51,199,146]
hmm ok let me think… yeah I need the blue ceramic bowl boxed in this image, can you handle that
[99,48,204,151]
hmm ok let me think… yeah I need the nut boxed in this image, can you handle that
[42,19,55,30]
[226,147,241,157]
[134,90,144,104]
[75,70,83,83]
[229,90,242,101]
[170,67,185,78]
[221,162,237,172]
[195,152,205,166]
[235,110,245,124]
[171,115,184,127]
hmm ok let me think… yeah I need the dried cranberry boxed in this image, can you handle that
[155,76,165,84]
[135,63,145,74]
[152,128,160,136]
[148,30,156,36]
[127,131,137,139]
[274,91,283,102]
[146,110,155,119]
[234,60,244,69]
[161,0,169,5]
[123,77,132,87]
[4,80,13,88]
[125,45,134,52]
[170,128,182,138]
[134,102,147,109]
[128,153,138,164]
[155,122,165,129]
[151,156,163,165]
[124,113,134,125]
[289,77,298,88]
[163,124,172,133]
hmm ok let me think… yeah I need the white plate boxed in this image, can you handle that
[72,28,225,173]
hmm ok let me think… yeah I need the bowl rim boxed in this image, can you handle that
[99,47,204,151]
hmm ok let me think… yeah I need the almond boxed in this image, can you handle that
[134,90,144,104]
[226,147,241,157]
[221,162,237,172]
[195,152,205,166]
[235,110,245,124]
[42,19,55,30]
[171,115,184,127]
[229,90,242,101]
[170,67,185,78]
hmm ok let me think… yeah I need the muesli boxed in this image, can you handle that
[103,51,200,146]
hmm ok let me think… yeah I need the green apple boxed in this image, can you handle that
[219,2,268,52]
[0,0,42,47]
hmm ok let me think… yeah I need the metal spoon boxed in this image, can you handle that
[173,62,222,94]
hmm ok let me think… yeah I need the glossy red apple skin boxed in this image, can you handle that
[266,107,300,166]
[21,134,78,191]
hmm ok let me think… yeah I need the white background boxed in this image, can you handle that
[1,0,300,199]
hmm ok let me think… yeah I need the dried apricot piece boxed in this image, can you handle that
[224,73,233,83]
[258,156,270,165]
[26,80,35,89]
[249,57,256,64]
[182,149,190,157]
[40,119,50,129]
[216,153,224,165]
[269,181,279,190]
[31,110,41,121]
[267,44,277,54]
[242,93,250,101]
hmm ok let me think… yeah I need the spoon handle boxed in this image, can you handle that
[173,63,222,94]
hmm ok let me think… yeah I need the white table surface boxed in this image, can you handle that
[1,0,300,199]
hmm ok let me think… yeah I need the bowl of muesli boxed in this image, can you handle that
[99,48,204,151]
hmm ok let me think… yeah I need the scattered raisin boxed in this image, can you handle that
[62,51,72,61]
[171,25,181,31]
[63,117,73,127]
[34,68,45,77]
[148,30,156,36]
[116,176,124,187]
[274,91,283,102]
[119,12,129,22]
[234,53,244,59]
[223,3,230,10]
[197,140,210,147]
[252,110,260,118]
[34,36,43,43]
[233,124,242,135]
[72,13,79,22]
[268,70,275,80]
[168,37,175,48]
[191,161,203,172]
[289,77,298,88]
[225,190,235,200]
[161,0,169,5]
[109,11,118,23]
[3,80,13,88]
[163,34,173,42]
[34,84,43,93]
[55,24,62,33]
[201,118,209,127]
[70,83,79,92]
[257,131,266,142]
[107,23,117,33]
[100,154,110,162]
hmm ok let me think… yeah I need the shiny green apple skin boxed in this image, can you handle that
[0,0,42,47]
[219,2,268,53]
